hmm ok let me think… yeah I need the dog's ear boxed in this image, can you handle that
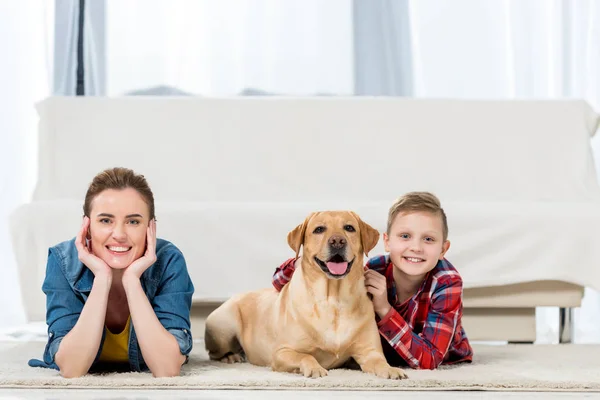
[287,213,315,259]
[350,211,380,257]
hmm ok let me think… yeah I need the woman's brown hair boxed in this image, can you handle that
[83,167,155,220]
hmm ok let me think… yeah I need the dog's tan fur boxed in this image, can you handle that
[204,211,407,379]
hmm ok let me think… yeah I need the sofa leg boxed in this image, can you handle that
[508,341,534,344]
[559,307,574,344]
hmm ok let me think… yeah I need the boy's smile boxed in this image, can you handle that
[403,256,425,263]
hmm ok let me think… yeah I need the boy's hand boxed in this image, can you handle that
[364,270,391,319]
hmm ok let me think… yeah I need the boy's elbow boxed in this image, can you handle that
[423,363,439,371]
[415,362,438,371]
[419,356,443,370]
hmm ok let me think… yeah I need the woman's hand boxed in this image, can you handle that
[123,219,157,281]
[364,269,391,319]
[75,216,112,279]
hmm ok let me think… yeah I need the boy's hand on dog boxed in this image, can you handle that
[364,270,391,319]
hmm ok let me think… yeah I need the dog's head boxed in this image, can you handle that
[287,211,379,279]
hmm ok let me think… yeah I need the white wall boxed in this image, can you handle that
[0,0,51,329]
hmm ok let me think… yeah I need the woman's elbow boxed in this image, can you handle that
[151,364,182,378]
[56,356,89,378]
[150,354,185,377]
[58,364,88,379]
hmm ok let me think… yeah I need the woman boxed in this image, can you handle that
[28,167,194,378]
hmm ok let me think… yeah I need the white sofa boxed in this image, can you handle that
[10,97,600,342]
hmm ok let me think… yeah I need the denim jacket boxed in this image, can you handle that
[28,238,194,372]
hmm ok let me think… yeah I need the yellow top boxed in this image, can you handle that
[99,316,131,363]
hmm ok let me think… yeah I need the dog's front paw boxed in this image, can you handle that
[301,364,328,378]
[373,365,407,380]
[218,352,245,364]
[299,358,328,378]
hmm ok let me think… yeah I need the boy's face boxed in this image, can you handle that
[383,211,450,279]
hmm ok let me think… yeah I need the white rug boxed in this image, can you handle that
[1,341,599,392]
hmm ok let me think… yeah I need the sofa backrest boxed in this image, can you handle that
[34,97,600,203]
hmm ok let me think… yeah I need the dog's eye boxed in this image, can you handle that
[313,226,326,234]
[344,225,356,232]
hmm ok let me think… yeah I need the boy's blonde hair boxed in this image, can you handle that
[387,192,448,241]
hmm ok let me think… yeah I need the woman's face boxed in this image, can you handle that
[88,188,150,269]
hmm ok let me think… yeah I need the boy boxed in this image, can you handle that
[272,192,473,370]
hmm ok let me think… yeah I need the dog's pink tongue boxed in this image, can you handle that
[326,262,348,275]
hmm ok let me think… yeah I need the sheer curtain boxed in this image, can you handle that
[0,0,53,330]
[407,0,600,344]
[100,0,353,96]
[353,0,413,95]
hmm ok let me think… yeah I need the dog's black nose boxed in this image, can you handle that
[328,235,346,249]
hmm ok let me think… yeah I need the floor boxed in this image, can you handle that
[2,307,599,399]
[2,332,600,399]
[0,389,599,399]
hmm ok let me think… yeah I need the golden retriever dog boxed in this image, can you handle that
[204,211,407,379]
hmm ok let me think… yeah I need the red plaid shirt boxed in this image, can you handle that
[272,255,473,370]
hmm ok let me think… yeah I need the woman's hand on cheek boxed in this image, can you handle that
[123,219,157,282]
[75,216,112,279]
